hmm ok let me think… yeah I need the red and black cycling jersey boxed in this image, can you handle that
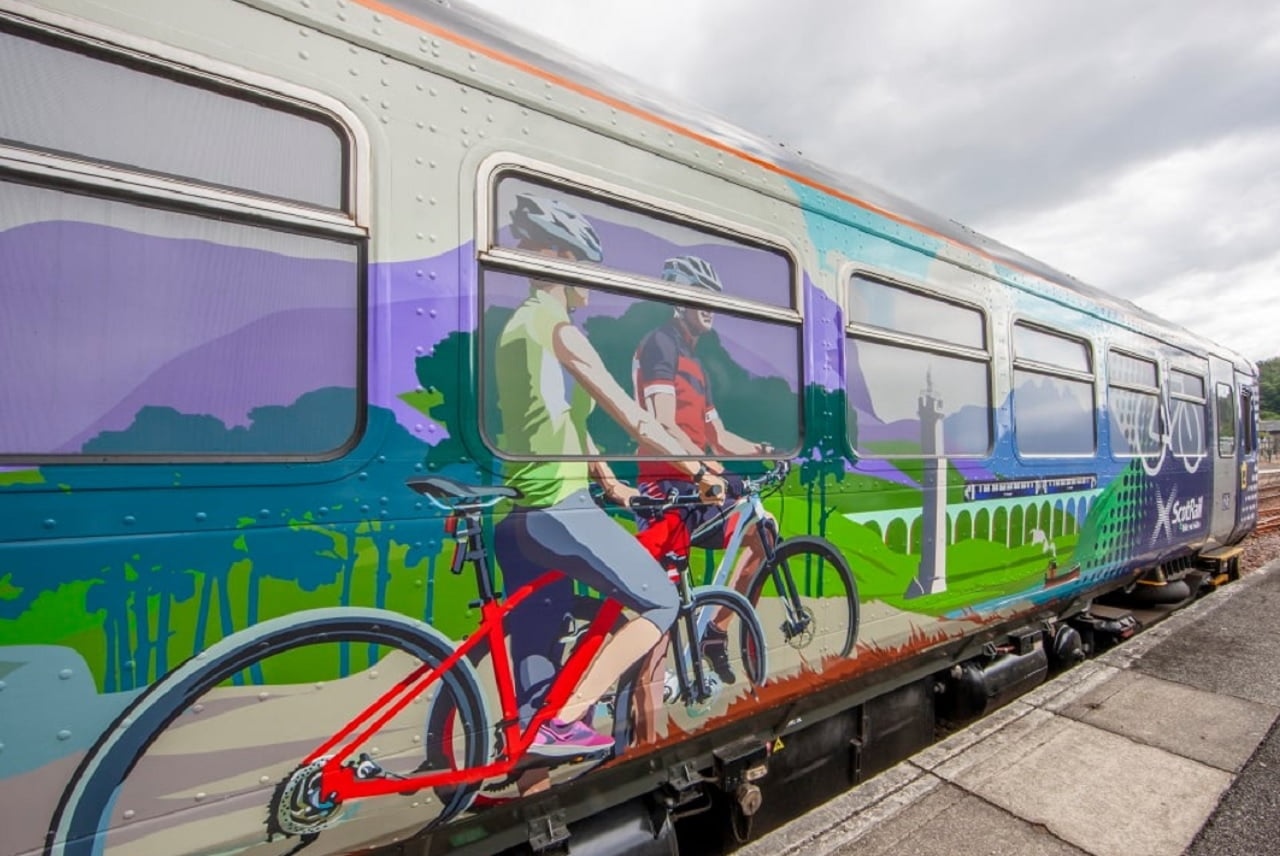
[632,319,716,481]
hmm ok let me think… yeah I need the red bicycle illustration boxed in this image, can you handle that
[45,475,764,855]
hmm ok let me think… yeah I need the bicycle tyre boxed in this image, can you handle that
[686,585,768,688]
[45,608,490,856]
[747,536,859,659]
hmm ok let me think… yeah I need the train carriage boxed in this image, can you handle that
[0,1,1260,855]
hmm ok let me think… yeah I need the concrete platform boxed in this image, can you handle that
[736,558,1280,856]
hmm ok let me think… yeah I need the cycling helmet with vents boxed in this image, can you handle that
[509,192,603,263]
[661,255,723,292]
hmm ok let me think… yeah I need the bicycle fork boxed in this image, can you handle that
[668,560,716,707]
[759,523,812,644]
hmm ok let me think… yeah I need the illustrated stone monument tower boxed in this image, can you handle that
[906,372,948,598]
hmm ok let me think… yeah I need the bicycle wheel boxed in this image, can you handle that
[747,536,859,659]
[46,608,490,856]
[685,586,768,690]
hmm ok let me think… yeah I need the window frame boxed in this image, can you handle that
[1010,319,1097,459]
[474,156,806,463]
[0,12,369,464]
[1105,347,1164,460]
[1168,367,1209,459]
[1216,382,1237,458]
[843,268,995,459]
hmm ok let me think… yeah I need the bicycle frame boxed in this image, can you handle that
[305,517,624,801]
[690,475,805,639]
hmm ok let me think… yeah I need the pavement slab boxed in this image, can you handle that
[942,716,1233,856]
[830,782,1088,856]
[1133,573,1280,708]
[1187,714,1280,856]
[1056,670,1279,772]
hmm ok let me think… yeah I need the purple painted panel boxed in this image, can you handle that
[1,216,358,454]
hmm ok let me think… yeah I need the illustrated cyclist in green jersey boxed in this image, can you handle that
[491,193,726,775]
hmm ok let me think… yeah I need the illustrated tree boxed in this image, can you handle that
[191,534,249,677]
[239,526,344,683]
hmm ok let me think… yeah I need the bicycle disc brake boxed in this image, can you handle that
[782,605,816,649]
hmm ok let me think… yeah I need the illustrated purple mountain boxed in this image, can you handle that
[1,219,358,454]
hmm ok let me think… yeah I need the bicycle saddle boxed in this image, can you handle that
[405,476,523,501]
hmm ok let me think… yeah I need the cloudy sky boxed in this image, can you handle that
[464,0,1279,364]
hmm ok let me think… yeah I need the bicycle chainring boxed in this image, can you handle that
[269,757,344,837]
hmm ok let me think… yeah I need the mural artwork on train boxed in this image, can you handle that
[0,184,1215,854]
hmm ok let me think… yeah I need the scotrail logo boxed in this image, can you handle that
[1151,485,1205,544]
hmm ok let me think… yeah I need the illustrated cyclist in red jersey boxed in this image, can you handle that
[630,255,776,741]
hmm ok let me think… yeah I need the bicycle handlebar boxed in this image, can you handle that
[628,489,709,517]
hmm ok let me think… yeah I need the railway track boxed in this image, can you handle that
[1255,475,1280,536]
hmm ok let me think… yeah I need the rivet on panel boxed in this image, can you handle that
[59,669,73,680]
[299,50,309,60]
[123,809,135,820]
[195,512,207,521]
[369,670,379,679]
[195,792,207,802]
[43,519,55,529]
[258,692,270,701]
[123,515,136,525]
[57,729,72,741]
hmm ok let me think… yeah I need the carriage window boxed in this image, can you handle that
[1013,323,1095,456]
[1107,351,1162,457]
[491,174,794,309]
[845,275,992,458]
[1217,383,1236,457]
[849,277,984,349]
[0,25,361,461]
[0,26,346,209]
[1169,370,1207,458]
[479,172,802,462]
[1241,387,1257,454]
